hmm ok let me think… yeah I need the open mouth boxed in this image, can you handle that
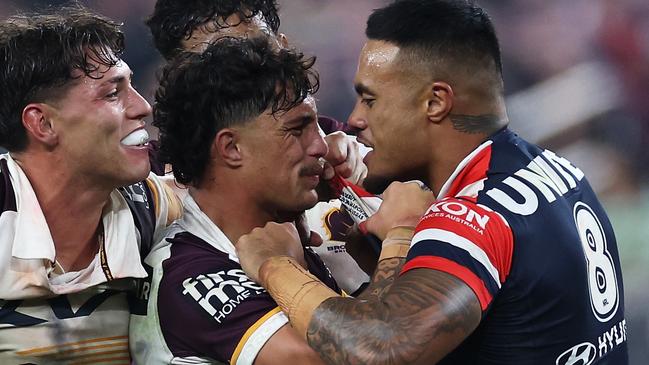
[120,129,150,147]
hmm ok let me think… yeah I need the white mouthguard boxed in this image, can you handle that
[121,129,150,146]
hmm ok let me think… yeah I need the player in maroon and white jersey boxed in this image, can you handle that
[235,0,629,364]
[144,0,371,295]
[0,6,180,364]
[129,38,341,364]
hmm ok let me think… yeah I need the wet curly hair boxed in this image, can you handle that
[154,37,319,186]
[146,0,280,60]
[0,4,124,152]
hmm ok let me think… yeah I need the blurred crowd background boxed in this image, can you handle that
[1,0,648,362]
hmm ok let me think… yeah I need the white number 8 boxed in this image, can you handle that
[573,202,619,323]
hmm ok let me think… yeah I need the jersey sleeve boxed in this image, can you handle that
[144,173,182,239]
[401,197,514,311]
[157,252,288,365]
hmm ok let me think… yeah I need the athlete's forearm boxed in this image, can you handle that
[357,227,413,301]
[306,270,481,365]
[257,227,412,337]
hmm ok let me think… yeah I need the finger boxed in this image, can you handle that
[309,231,324,247]
[322,162,335,180]
[333,162,353,179]
[323,132,348,165]
[294,216,310,246]
[358,220,369,235]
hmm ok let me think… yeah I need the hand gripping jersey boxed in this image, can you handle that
[305,200,370,294]
[0,153,175,364]
[130,193,341,365]
[402,129,628,365]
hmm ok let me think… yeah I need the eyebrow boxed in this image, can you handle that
[286,112,316,126]
[102,72,133,86]
[354,83,374,96]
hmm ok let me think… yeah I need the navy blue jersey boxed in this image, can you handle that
[403,128,628,364]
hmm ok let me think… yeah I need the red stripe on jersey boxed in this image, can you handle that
[402,256,492,311]
[417,199,514,282]
[328,174,375,198]
[444,145,492,199]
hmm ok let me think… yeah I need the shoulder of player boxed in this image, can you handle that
[420,197,509,233]
[158,230,238,278]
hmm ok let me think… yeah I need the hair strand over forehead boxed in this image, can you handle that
[0,4,124,152]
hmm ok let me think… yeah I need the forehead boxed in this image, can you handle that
[278,95,317,122]
[355,40,401,85]
[255,95,317,126]
[66,59,131,95]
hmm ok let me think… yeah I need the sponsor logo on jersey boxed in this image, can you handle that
[182,269,265,324]
[326,245,347,254]
[486,150,584,216]
[597,319,627,357]
[426,200,489,234]
[555,342,596,365]
[555,318,627,365]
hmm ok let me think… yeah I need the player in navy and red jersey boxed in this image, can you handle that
[234,1,629,364]
[129,37,341,364]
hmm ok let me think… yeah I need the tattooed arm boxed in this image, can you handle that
[235,182,480,364]
[307,268,481,365]
[357,255,405,301]
[241,224,481,365]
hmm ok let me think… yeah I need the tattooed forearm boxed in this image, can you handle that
[307,269,481,365]
[449,113,505,134]
[358,257,406,301]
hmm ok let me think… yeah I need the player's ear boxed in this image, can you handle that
[22,103,59,147]
[425,81,454,124]
[212,128,243,168]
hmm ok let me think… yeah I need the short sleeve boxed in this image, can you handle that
[401,198,513,311]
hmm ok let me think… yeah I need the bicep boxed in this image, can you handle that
[307,267,481,365]
[384,268,482,364]
[254,324,326,365]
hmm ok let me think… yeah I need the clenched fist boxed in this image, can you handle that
[364,181,436,240]
[236,222,307,283]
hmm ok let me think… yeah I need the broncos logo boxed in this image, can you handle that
[323,207,355,242]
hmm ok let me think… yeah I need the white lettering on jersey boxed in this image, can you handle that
[597,319,627,357]
[429,201,490,231]
[486,150,585,216]
[182,269,265,323]
[574,202,619,322]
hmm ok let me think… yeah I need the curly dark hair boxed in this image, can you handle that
[154,37,319,186]
[0,4,124,152]
[146,0,280,60]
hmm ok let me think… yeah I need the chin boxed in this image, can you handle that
[118,161,151,187]
[294,191,319,211]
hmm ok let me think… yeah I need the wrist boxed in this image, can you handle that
[259,256,339,338]
[379,226,415,260]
